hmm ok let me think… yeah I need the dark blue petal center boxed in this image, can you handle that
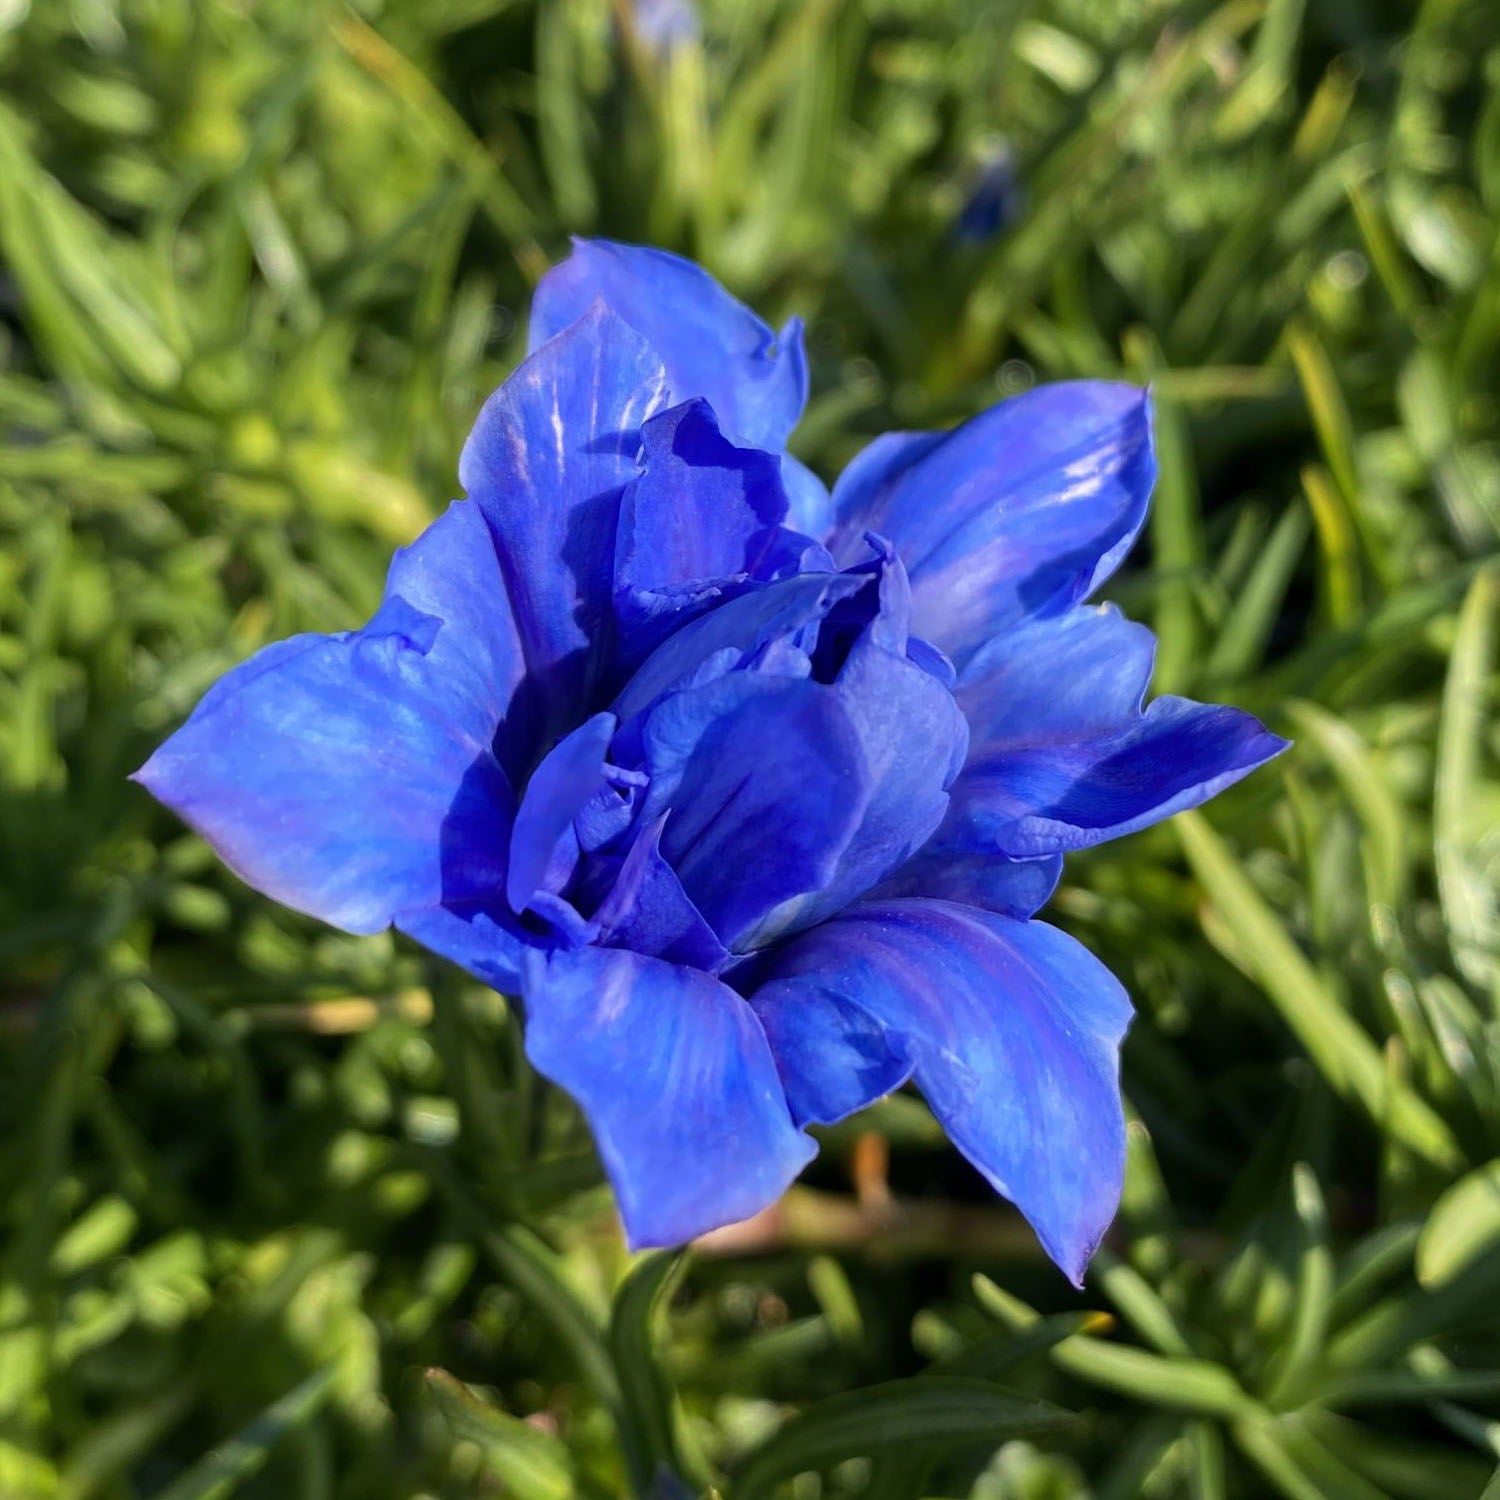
[503,544,967,969]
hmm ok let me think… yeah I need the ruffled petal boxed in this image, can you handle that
[749,898,1133,1283]
[614,399,812,669]
[460,304,669,752]
[611,568,860,731]
[945,606,1290,858]
[620,399,791,583]
[522,944,815,1247]
[529,239,808,453]
[747,591,967,945]
[827,383,1155,664]
[640,674,869,950]
[614,547,968,951]
[134,501,520,937]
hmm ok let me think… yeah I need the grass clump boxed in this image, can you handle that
[1,1,1497,1496]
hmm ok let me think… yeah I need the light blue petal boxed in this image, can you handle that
[827,383,1155,664]
[134,501,521,936]
[522,944,815,1247]
[460,303,669,749]
[946,605,1290,857]
[781,453,834,538]
[529,239,808,453]
[956,603,1155,745]
[750,898,1133,1283]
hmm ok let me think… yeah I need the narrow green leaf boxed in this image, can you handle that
[608,1251,690,1492]
[146,1367,336,1500]
[1125,330,1203,695]
[1263,1164,1334,1409]
[1234,1415,1346,1500]
[973,1274,1250,1418]
[1288,323,1360,512]
[1178,810,1462,1173]
[806,1256,863,1348]
[1285,701,1407,912]
[534,0,597,227]
[937,1312,1114,1381]
[1301,465,1363,629]
[425,1369,576,1500]
[1417,1159,1500,1289]
[1205,500,1309,682]
[732,1379,1076,1500]
[1435,567,1499,989]
[1056,1339,1253,1418]
[1093,1250,1193,1357]
[1323,1366,1500,1408]
[1187,1419,1229,1500]
[478,1224,620,1412]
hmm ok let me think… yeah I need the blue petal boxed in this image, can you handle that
[376,497,528,719]
[751,985,911,1129]
[619,399,790,586]
[522,944,815,1246]
[397,901,530,994]
[945,606,1290,857]
[955,602,1155,745]
[749,898,1133,1283]
[630,0,700,57]
[614,399,812,667]
[507,712,617,914]
[617,548,968,951]
[740,592,967,946]
[611,568,861,730]
[593,814,729,971]
[530,240,808,454]
[873,851,1062,918]
[460,303,669,752]
[827,383,1155,664]
[134,501,520,936]
[640,674,869,950]
[782,453,834,539]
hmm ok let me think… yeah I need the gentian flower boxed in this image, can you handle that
[627,0,700,60]
[136,240,1287,1283]
[955,140,1023,244]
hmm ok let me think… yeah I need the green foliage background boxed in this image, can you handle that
[1,0,1498,1495]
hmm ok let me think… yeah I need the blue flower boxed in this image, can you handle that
[135,240,1287,1283]
[955,140,1023,244]
[627,0,700,60]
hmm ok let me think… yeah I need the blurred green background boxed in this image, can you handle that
[2,0,1499,1496]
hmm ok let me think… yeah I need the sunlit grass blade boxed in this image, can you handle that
[1177,811,1463,1173]
[144,1366,336,1500]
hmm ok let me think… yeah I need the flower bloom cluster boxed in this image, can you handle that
[137,242,1286,1282]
